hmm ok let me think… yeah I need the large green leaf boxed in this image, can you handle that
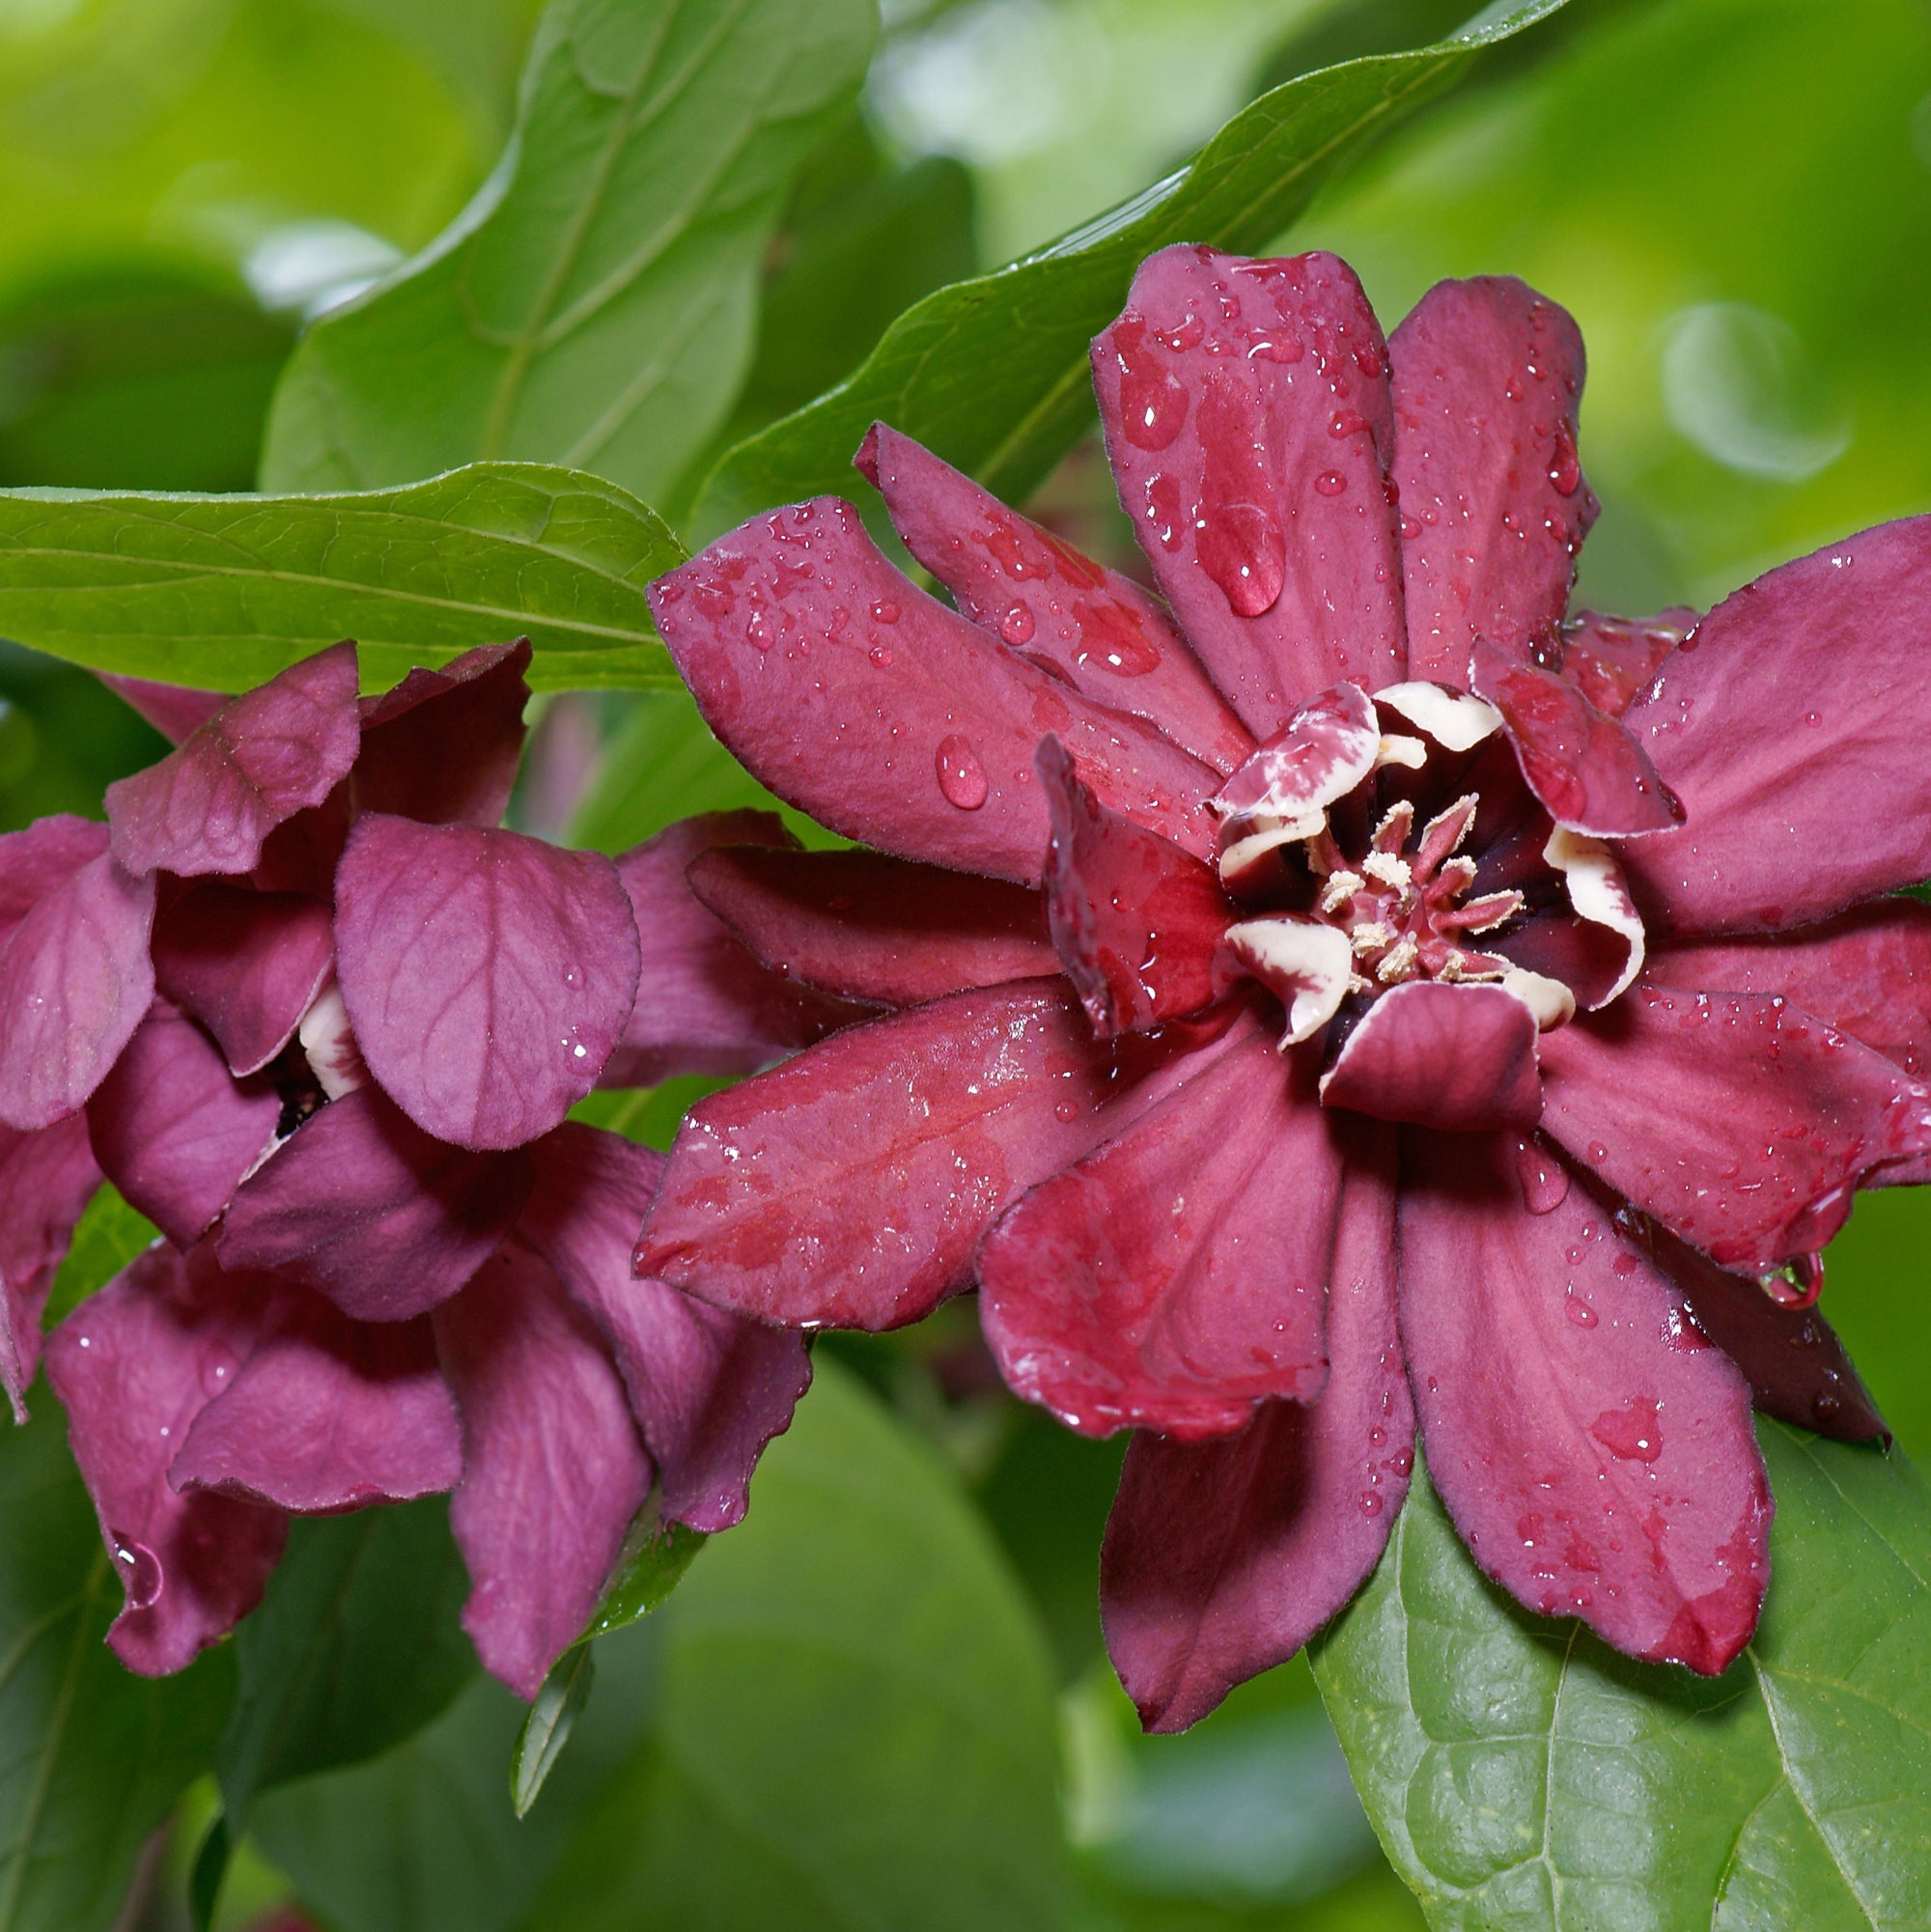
[691,0,1566,536]
[0,1397,232,1932]
[0,463,682,693]
[1310,1423,1931,1930]
[259,0,876,505]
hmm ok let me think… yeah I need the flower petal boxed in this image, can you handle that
[602,812,858,1087]
[352,640,533,827]
[0,852,156,1131]
[219,1085,531,1320]
[0,1113,100,1419]
[333,814,640,1149]
[980,1026,1334,1439]
[1556,611,1693,717]
[1099,1128,1409,1730]
[151,883,334,1076]
[98,673,227,744]
[42,1246,289,1675]
[1539,986,1931,1268]
[173,1297,462,1511]
[1398,1131,1772,1674]
[1038,737,1228,1038]
[434,1245,650,1698]
[687,845,1055,1007]
[85,1006,280,1248]
[1621,517,1931,934]
[1320,981,1543,1132]
[636,980,1245,1332]
[648,498,1218,883]
[520,1125,810,1532]
[0,815,109,939]
[1092,246,1404,733]
[855,421,1251,773]
[106,641,361,879]
[1388,276,1597,686]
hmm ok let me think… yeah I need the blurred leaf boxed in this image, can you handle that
[523,1359,1071,1932]
[1821,1189,1931,1457]
[0,462,683,692]
[511,1647,595,1819]
[1311,1424,1931,1929]
[580,1518,707,1641]
[0,1394,233,1932]
[569,1078,736,1152]
[217,1500,475,1829]
[692,0,1566,535]
[260,0,877,506]
[42,1183,157,1327]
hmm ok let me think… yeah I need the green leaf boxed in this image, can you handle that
[523,1359,1071,1932]
[0,463,684,693]
[0,1395,233,1932]
[580,1517,708,1640]
[1310,1422,1931,1930]
[42,1185,157,1328]
[512,1646,596,1819]
[259,0,878,505]
[692,0,1567,536]
[217,1499,475,1829]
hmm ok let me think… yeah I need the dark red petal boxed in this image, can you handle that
[1038,737,1228,1038]
[106,642,361,879]
[1100,1127,1409,1730]
[688,845,1054,1007]
[352,640,533,827]
[1499,905,1635,1015]
[602,812,859,1087]
[1469,640,1683,838]
[648,498,1217,884]
[636,980,1247,1332]
[980,1027,1334,1438]
[42,1246,289,1675]
[1321,982,1543,1132]
[1389,276,1598,686]
[0,1114,100,1419]
[86,1006,280,1249]
[173,1298,462,1511]
[1398,1131,1772,1675]
[855,421,1252,773]
[1092,246,1403,734]
[98,673,226,745]
[520,1125,809,1532]
[1621,517,1931,935]
[434,1246,650,1699]
[151,883,334,1076]
[1539,985,1931,1269]
[0,814,108,940]
[1557,610,1693,717]
[0,851,154,1132]
[334,814,640,1150]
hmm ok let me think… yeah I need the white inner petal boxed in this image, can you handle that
[1221,917,1354,1047]
[1502,966,1578,1031]
[1373,681,1503,751]
[1543,826,1647,1004]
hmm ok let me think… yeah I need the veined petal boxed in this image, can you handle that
[0,815,108,941]
[352,640,532,828]
[1093,246,1404,733]
[0,1114,100,1420]
[1321,981,1543,1132]
[1398,1131,1771,1675]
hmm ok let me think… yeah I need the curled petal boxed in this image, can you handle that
[1320,981,1543,1132]
[1210,683,1383,857]
[1541,827,1644,1004]
[1220,917,1353,1047]
[352,640,532,827]
[1556,610,1693,717]
[0,1114,100,1419]
[1373,682,1502,752]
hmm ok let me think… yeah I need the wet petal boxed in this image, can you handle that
[352,640,532,827]
[1039,737,1228,1038]
[1093,246,1404,734]
[1321,981,1543,1132]
[1389,276,1598,686]
[98,674,226,745]
[219,1084,531,1320]
[0,852,155,1131]
[1100,1130,1409,1730]
[434,1245,650,1699]
[0,1113,100,1419]
[648,498,1218,884]
[980,1027,1335,1439]
[42,1246,288,1675]
[334,814,640,1149]
[106,642,361,879]
[688,844,1054,1007]
[520,1125,810,1532]
[1539,985,1931,1268]
[85,1006,280,1248]
[1398,1131,1771,1674]
[602,812,859,1087]
[1621,517,1931,934]
[1556,610,1693,717]
[636,980,1246,1332]
[855,421,1252,773]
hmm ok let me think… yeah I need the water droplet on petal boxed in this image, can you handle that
[1313,469,1349,497]
[109,1532,163,1610]
[1564,1291,1599,1329]
[999,603,1035,647]
[1548,419,1582,496]
[936,735,989,810]
[199,1343,238,1397]
[1590,1396,1663,1463]
[1513,1137,1571,1214]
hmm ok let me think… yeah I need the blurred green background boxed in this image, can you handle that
[3,2,1927,1928]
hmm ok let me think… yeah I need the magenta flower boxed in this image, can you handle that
[636,245,1927,1728]
[0,643,840,1694]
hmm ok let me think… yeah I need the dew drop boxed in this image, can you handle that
[1513,1136,1571,1214]
[1358,1492,1385,1517]
[936,735,990,810]
[1113,318,1190,451]
[1590,1396,1663,1463]
[1564,1291,1599,1330]
[109,1532,163,1610]
[1313,469,1349,497]
[744,608,774,652]
[869,643,894,668]
[1548,419,1581,496]
[870,600,900,625]
[999,603,1035,647]
[199,1343,239,1397]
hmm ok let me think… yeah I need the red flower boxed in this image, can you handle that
[637,246,1929,1727]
